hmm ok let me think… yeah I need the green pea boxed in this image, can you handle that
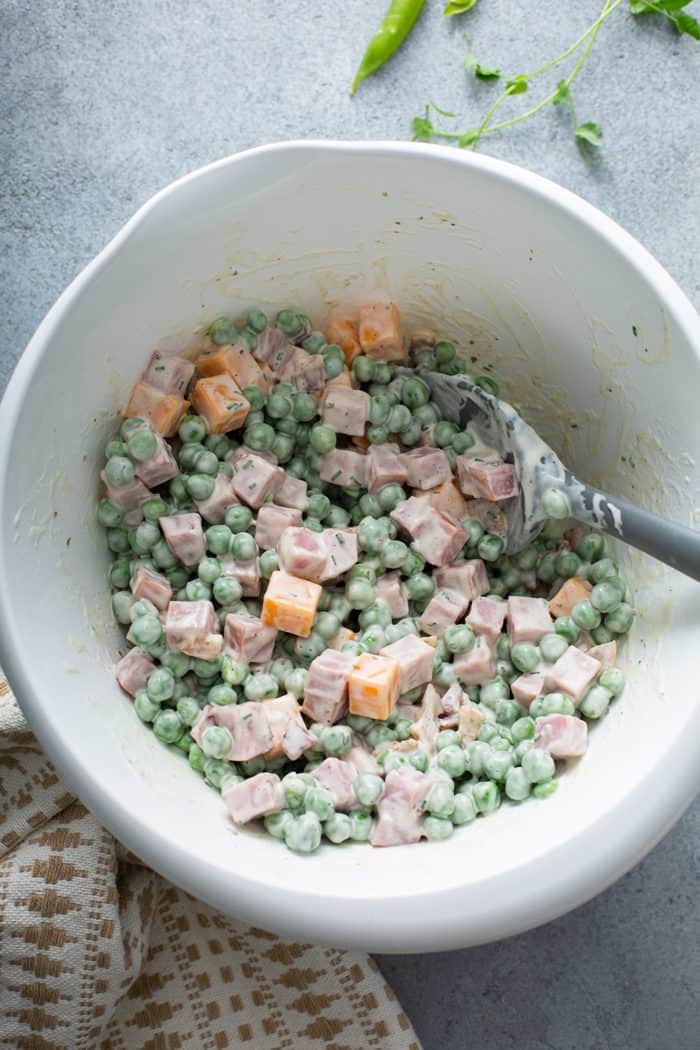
[302,784,333,822]
[229,532,256,562]
[404,574,434,604]
[208,316,238,345]
[540,692,575,715]
[575,532,605,562]
[510,642,540,673]
[178,442,205,471]
[294,631,326,665]
[200,725,231,759]
[484,746,515,782]
[201,525,229,558]
[105,438,129,460]
[238,385,262,413]
[554,616,580,644]
[538,633,567,664]
[97,498,124,528]
[134,690,160,722]
[218,657,247,689]
[473,780,501,814]
[542,488,571,520]
[111,591,134,624]
[155,652,189,685]
[495,699,523,726]
[402,377,430,409]
[423,781,455,820]
[201,756,228,788]
[420,815,452,842]
[370,362,392,385]
[599,667,625,696]
[169,476,189,505]
[104,456,135,488]
[590,625,615,645]
[605,602,634,634]
[244,422,275,453]
[579,684,612,719]
[430,420,456,448]
[571,599,602,631]
[504,766,531,802]
[129,614,162,647]
[225,505,253,533]
[187,742,205,773]
[510,716,534,743]
[435,744,466,778]
[258,550,279,578]
[377,539,407,570]
[192,655,222,679]
[534,552,556,584]
[183,579,209,602]
[176,415,206,445]
[385,404,409,434]
[290,391,316,422]
[449,790,476,825]
[145,667,174,702]
[244,672,279,701]
[461,740,486,777]
[185,474,214,502]
[478,534,504,562]
[431,339,454,365]
[320,724,352,758]
[591,557,619,583]
[522,748,555,784]
[152,709,184,744]
[265,390,291,419]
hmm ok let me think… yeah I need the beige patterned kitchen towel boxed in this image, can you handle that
[0,672,420,1050]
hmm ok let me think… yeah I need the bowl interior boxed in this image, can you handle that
[1,142,699,951]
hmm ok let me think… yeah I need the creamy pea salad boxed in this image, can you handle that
[99,302,632,853]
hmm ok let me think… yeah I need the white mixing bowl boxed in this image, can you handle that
[1,142,698,953]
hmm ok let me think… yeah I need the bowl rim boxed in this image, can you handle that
[1,139,699,953]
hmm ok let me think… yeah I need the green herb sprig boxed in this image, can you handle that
[415,0,699,152]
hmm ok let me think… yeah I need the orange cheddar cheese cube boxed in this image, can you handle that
[358,302,403,361]
[548,576,592,618]
[328,626,357,650]
[348,653,400,721]
[194,340,268,394]
[261,570,322,638]
[325,317,362,364]
[124,381,189,437]
[190,373,250,435]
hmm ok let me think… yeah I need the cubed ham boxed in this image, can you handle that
[358,302,403,362]
[278,527,328,581]
[212,702,273,761]
[456,452,518,502]
[544,646,601,703]
[220,554,260,597]
[458,702,486,743]
[409,683,441,753]
[115,647,157,697]
[507,596,553,646]
[511,673,545,704]
[463,498,506,537]
[227,444,278,469]
[400,447,452,490]
[535,714,588,758]
[370,767,432,847]
[223,772,284,825]
[587,641,617,669]
[302,649,355,724]
[322,386,370,437]
[575,631,594,652]
[319,528,358,582]
[194,471,239,524]
[548,576,593,618]
[128,422,179,488]
[411,508,468,568]
[164,600,222,660]
[435,559,490,602]
[254,504,303,549]
[141,350,194,397]
[261,693,308,759]
[466,597,508,641]
[189,704,216,747]
[282,717,317,761]
[311,757,357,811]
[159,513,205,567]
[274,474,308,512]
[319,448,369,489]
[416,479,470,520]
[130,564,172,612]
[101,472,152,513]
[418,588,468,635]
[440,683,462,716]
[390,495,430,536]
[375,573,409,619]
[231,451,283,509]
[346,740,381,776]
[380,635,435,694]
[285,350,326,392]
[367,443,407,494]
[454,636,496,686]
[224,613,277,663]
[253,326,295,371]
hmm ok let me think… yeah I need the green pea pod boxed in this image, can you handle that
[350,0,426,95]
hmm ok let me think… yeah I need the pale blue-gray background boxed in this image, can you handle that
[2,2,699,1047]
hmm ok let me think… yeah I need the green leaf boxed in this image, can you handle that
[411,108,435,142]
[630,0,693,13]
[551,79,570,106]
[474,64,501,80]
[675,11,700,36]
[575,122,603,147]
[458,130,480,147]
[445,0,478,15]
[652,0,693,10]
[505,76,528,95]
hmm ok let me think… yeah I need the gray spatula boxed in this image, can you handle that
[410,369,700,582]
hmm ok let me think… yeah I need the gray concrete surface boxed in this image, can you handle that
[2,1,699,1047]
